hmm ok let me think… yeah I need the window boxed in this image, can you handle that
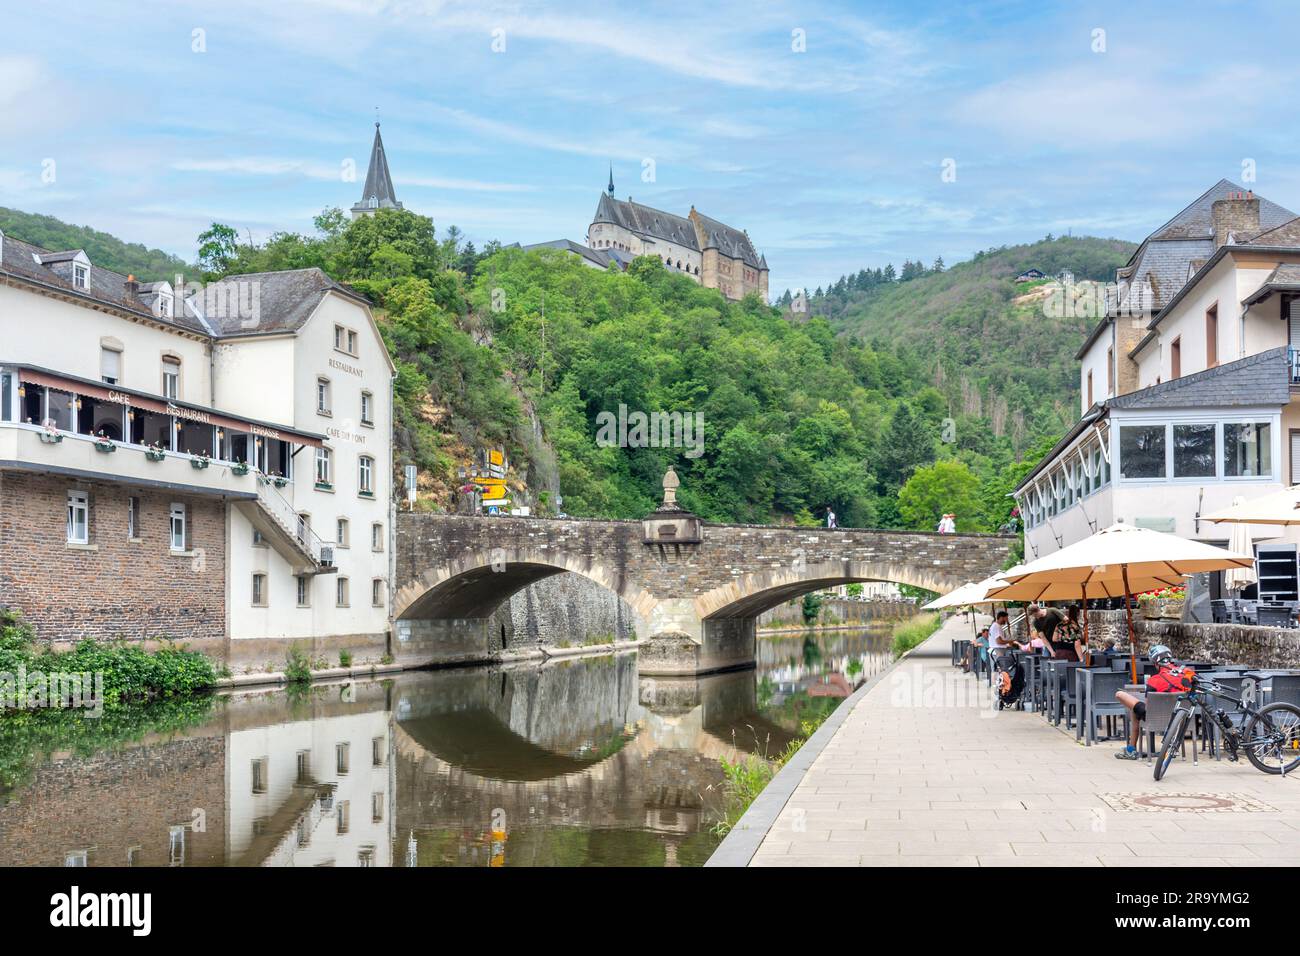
[1119,424,1166,479]
[162,357,180,399]
[336,742,350,775]
[251,757,268,794]
[1172,424,1215,478]
[372,578,385,607]
[296,575,310,607]
[337,801,350,835]
[358,456,374,496]
[334,325,358,356]
[1206,304,1219,368]
[372,522,384,552]
[1224,422,1272,477]
[371,792,384,823]
[315,446,332,486]
[100,346,121,385]
[169,502,187,551]
[317,377,331,415]
[67,491,89,544]
[65,851,88,867]
[127,496,140,539]
[336,517,349,547]
[1170,336,1181,379]
[253,528,265,547]
[372,736,385,767]
[296,750,312,784]
[73,264,88,288]
[252,573,267,607]
[158,294,174,318]
[336,577,350,607]
[1086,371,1093,407]
[358,848,375,867]
[361,390,373,426]
[1107,346,1115,395]
[169,826,185,867]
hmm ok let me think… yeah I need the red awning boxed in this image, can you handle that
[18,368,324,448]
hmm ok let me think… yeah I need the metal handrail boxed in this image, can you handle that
[255,473,332,566]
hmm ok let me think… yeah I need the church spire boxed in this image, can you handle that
[607,164,615,197]
[351,120,403,220]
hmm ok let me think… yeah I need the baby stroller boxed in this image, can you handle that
[994,655,1025,710]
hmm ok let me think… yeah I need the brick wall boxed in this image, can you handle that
[0,471,226,643]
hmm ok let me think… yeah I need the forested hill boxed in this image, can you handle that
[0,207,191,281]
[1,207,1136,537]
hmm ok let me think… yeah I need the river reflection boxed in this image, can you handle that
[0,627,893,867]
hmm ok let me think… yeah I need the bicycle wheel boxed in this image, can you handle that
[1154,709,1189,781]
[1244,702,1300,775]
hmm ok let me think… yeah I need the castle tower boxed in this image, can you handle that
[351,122,403,220]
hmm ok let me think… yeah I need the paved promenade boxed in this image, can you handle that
[748,614,1300,867]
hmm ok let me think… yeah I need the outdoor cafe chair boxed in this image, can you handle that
[1138,691,1185,761]
[1060,662,1088,729]
[1080,669,1130,746]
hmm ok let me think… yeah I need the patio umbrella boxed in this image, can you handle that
[923,581,979,610]
[986,523,1253,682]
[1220,497,1259,594]
[1201,486,1300,526]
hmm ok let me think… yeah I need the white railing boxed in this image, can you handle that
[255,474,332,567]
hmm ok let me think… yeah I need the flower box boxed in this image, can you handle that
[315,481,333,491]
[93,439,116,454]
[190,456,210,470]
[232,462,250,476]
[145,448,167,462]
[38,430,64,444]
[272,476,289,489]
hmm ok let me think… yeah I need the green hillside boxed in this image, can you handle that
[0,207,191,281]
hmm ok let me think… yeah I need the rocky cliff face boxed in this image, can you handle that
[488,573,638,649]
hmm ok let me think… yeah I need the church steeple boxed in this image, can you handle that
[351,121,403,220]
[607,164,615,197]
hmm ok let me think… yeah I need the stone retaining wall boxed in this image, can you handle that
[1064,608,1300,668]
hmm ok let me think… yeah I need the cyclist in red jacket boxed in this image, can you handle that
[1114,645,1195,760]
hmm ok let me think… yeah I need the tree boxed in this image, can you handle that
[897,460,980,531]
[876,402,934,490]
[196,223,239,277]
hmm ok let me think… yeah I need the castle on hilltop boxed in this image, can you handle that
[584,169,768,301]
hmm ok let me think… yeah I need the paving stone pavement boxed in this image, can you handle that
[749,613,1300,867]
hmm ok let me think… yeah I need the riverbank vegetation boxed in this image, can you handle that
[890,612,942,658]
[712,714,831,837]
[0,610,217,708]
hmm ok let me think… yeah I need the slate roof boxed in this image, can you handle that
[1112,180,1296,315]
[594,194,698,249]
[1107,345,1290,410]
[523,239,614,270]
[692,208,763,269]
[0,233,209,335]
[197,268,370,337]
[1242,262,1300,306]
[353,123,401,213]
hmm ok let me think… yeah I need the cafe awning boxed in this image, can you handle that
[18,366,325,448]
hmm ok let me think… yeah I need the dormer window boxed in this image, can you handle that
[158,294,174,318]
[73,264,87,289]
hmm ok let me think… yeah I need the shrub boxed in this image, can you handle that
[890,612,941,658]
[284,646,312,684]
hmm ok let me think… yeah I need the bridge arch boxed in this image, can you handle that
[392,545,659,624]
[693,558,965,620]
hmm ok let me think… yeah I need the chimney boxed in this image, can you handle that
[1211,190,1260,248]
[124,274,139,297]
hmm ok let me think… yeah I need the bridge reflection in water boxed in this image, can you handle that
[0,628,893,868]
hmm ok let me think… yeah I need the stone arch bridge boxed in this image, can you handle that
[394,513,1013,674]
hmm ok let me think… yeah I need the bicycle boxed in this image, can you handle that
[1153,673,1300,780]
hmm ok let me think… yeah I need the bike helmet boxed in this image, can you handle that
[1148,644,1174,665]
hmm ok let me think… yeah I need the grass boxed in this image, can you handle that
[890,612,941,659]
[711,716,830,837]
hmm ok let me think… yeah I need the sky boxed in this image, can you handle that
[3,0,1300,296]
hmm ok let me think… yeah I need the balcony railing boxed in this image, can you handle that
[254,473,334,569]
[1289,346,1300,384]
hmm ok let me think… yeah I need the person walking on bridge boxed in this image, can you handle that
[826,508,838,529]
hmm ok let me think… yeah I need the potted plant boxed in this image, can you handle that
[271,473,289,488]
[38,420,63,444]
[231,460,250,476]
[93,433,116,454]
[1139,585,1186,619]
[191,452,211,470]
[144,441,167,462]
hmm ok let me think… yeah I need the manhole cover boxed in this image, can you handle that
[1099,792,1276,813]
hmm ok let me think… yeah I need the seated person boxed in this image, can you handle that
[965,628,988,672]
[1113,644,1195,760]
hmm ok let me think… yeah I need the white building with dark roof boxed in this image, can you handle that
[0,230,394,671]
[1015,180,1300,614]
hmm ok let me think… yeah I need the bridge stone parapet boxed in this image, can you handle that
[394,513,1013,675]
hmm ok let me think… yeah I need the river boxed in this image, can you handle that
[0,626,896,867]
